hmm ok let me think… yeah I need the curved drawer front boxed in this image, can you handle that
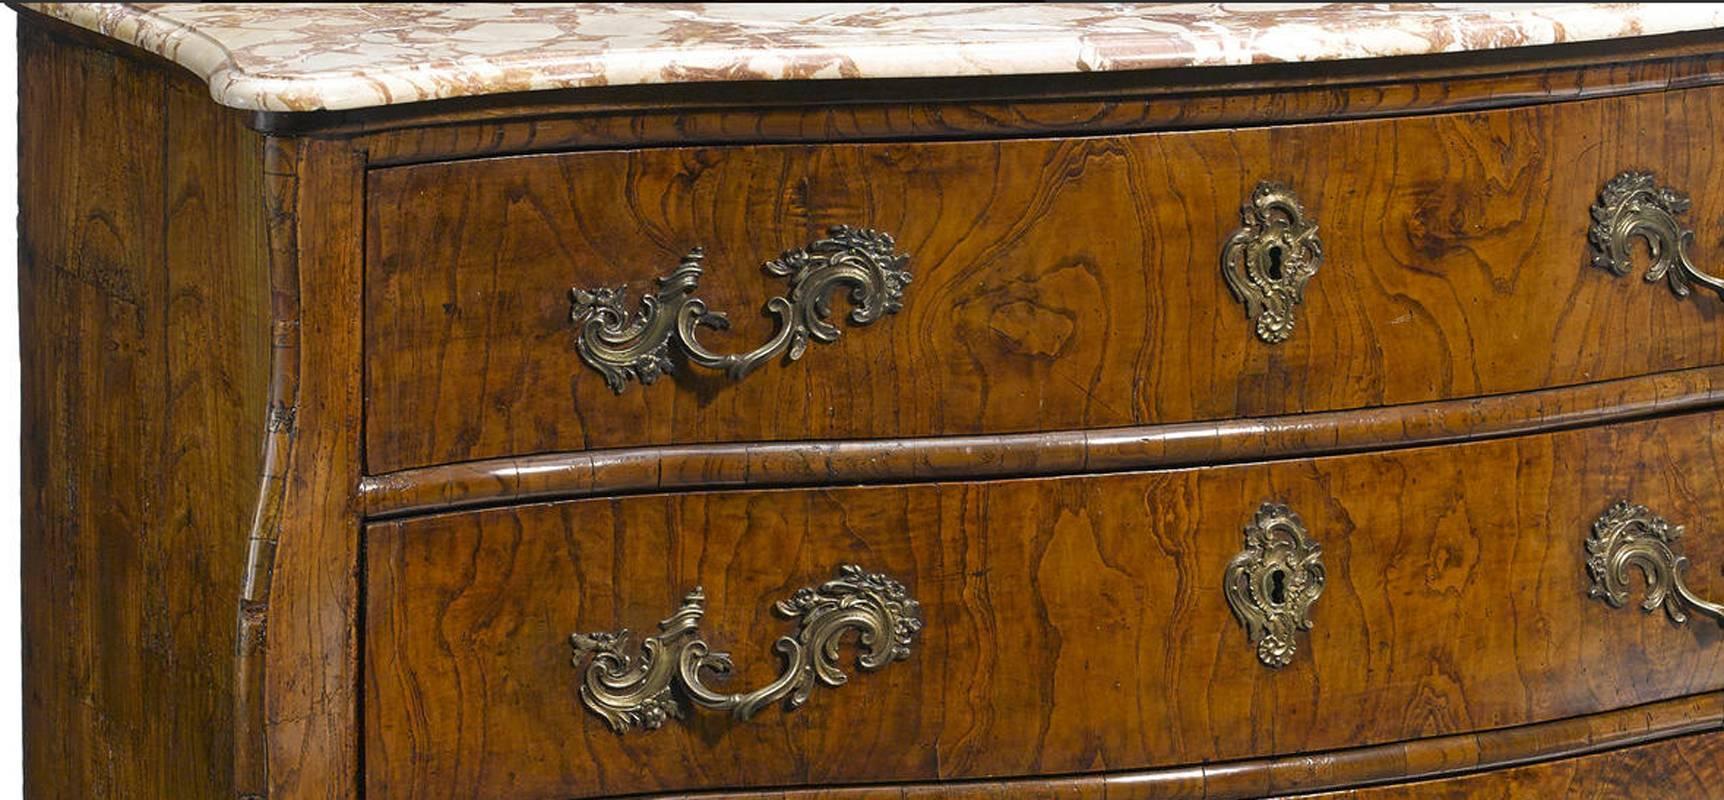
[364,411,1724,799]
[365,85,1724,473]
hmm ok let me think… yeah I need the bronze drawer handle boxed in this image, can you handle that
[1222,181,1324,344]
[1588,500,1724,627]
[569,226,911,394]
[1590,171,1724,302]
[568,564,923,734]
[1224,503,1325,668]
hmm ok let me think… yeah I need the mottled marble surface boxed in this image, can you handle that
[24,3,1724,112]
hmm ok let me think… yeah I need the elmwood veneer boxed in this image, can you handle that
[17,4,1724,799]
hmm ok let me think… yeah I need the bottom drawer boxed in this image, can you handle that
[364,411,1724,799]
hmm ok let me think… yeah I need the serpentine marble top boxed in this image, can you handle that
[26,3,1724,113]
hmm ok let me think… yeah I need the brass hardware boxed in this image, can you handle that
[568,564,923,734]
[1222,182,1324,343]
[569,226,911,394]
[1225,503,1325,667]
[1587,500,1724,627]
[1590,170,1724,302]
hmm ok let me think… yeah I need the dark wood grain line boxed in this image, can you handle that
[358,363,1724,518]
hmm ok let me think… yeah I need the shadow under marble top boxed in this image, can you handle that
[22,3,1724,113]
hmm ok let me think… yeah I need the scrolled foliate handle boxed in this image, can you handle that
[568,564,923,734]
[1589,170,1724,302]
[1587,500,1724,627]
[569,226,911,394]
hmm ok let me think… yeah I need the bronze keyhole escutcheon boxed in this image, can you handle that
[1221,182,1323,344]
[1225,503,1326,668]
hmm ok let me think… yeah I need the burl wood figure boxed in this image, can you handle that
[15,3,1724,799]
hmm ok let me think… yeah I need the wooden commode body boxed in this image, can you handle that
[16,4,1724,798]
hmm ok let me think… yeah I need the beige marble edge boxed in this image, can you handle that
[22,3,1724,113]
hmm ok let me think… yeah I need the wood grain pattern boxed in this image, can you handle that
[19,20,368,799]
[253,134,367,800]
[360,364,1724,517]
[365,82,1724,473]
[19,21,270,800]
[233,133,305,800]
[21,8,1724,798]
[365,410,1724,799]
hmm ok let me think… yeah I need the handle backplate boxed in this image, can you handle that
[569,564,922,734]
[1590,170,1724,302]
[569,225,910,394]
[1587,500,1724,627]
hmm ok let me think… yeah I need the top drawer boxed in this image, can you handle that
[364,86,1724,473]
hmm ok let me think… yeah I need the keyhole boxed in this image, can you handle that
[1266,245,1286,281]
[1268,569,1288,606]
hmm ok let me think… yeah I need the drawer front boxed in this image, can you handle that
[364,85,1724,473]
[364,411,1724,799]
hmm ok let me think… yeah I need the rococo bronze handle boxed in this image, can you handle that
[1589,170,1724,302]
[1224,503,1326,668]
[569,226,911,394]
[1221,181,1324,344]
[1587,500,1724,627]
[568,564,923,734]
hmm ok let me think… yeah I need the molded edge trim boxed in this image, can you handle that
[20,3,1724,115]
[676,692,1724,799]
[231,135,304,798]
[346,32,1724,165]
[359,364,1724,519]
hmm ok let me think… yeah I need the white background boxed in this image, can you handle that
[3,6,26,796]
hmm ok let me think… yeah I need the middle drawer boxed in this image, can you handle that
[364,410,1724,799]
[364,85,1724,473]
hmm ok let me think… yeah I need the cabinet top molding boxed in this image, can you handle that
[20,2,1724,113]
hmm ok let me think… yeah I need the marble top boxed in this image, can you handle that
[27,3,1724,113]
